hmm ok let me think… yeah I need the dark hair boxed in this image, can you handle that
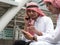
[46,2,52,7]
[26,5,38,8]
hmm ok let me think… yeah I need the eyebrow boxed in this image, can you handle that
[27,5,38,8]
[47,2,52,5]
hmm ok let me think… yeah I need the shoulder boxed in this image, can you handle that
[41,16,53,24]
[43,16,51,19]
[41,16,52,21]
[36,16,52,22]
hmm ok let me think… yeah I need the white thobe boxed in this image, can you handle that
[23,16,54,42]
[34,16,54,36]
[30,14,60,45]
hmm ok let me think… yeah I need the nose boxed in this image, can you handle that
[30,11,33,14]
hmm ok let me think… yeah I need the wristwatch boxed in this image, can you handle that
[32,36,37,41]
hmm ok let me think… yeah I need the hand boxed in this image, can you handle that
[21,30,33,40]
[27,26,36,32]
[24,15,29,26]
[27,26,43,36]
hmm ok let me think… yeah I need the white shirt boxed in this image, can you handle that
[37,14,60,45]
[23,16,54,42]
[50,14,60,45]
[34,16,54,36]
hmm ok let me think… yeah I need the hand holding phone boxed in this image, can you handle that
[21,30,33,40]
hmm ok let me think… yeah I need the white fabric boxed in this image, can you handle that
[34,16,54,36]
[29,14,60,45]
[30,41,53,45]
[50,14,60,45]
[24,16,54,42]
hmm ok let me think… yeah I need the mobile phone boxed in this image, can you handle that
[25,17,30,20]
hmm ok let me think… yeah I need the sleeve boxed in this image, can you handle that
[49,16,60,42]
[35,17,54,35]
[44,17,54,35]
[37,16,60,43]
[36,17,55,43]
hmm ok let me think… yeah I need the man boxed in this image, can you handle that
[23,1,54,41]
[13,2,54,45]
[43,0,60,45]
[22,0,60,45]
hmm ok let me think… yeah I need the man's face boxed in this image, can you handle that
[46,2,60,14]
[27,10,38,19]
